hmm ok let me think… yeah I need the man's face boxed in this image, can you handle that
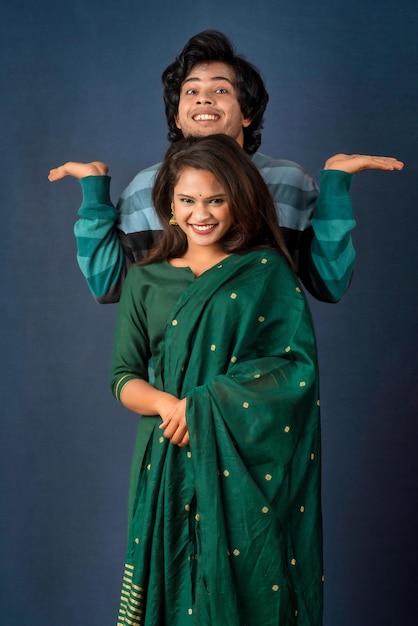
[174,62,252,146]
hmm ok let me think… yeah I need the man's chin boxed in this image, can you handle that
[183,127,243,146]
[187,128,224,138]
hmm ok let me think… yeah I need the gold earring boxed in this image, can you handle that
[169,201,177,226]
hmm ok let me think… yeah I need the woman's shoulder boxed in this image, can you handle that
[122,261,169,291]
[125,260,194,289]
[244,249,301,288]
[242,247,289,268]
[128,260,169,277]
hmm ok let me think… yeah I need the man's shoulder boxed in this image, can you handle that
[117,162,162,230]
[252,152,317,191]
[120,162,162,200]
[252,151,304,170]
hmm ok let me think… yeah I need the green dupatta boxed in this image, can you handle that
[115,250,323,626]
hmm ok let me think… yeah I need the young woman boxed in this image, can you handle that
[109,134,323,626]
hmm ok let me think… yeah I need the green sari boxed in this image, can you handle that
[111,250,323,626]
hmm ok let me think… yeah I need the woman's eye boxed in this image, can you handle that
[215,88,228,94]
[185,89,196,95]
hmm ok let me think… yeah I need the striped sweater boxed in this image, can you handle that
[74,152,355,303]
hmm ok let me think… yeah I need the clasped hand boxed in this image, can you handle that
[159,397,189,447]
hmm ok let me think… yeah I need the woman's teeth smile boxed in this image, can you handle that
[190,224,216,233]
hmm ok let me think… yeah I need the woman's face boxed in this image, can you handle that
[172,167,233,252]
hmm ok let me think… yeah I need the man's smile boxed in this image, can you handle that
[192,113,220,121]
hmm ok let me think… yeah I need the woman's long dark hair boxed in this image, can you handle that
[141,135,293,268]
[161,30,269,155]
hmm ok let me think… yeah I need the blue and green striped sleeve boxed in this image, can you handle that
[74,175,126,303]
[310,169,356,302]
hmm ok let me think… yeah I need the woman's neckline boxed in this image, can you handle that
[167,253,233,277]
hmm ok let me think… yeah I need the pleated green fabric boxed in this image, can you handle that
[111,250,323,626]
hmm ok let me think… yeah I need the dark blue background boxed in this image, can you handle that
[1,1,417,624]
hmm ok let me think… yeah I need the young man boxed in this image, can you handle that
[49,30,403,303]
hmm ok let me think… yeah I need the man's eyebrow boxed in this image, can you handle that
[182,75,234,86]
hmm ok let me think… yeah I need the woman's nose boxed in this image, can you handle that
[192,204,211,220]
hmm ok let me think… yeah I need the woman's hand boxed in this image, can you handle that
[159,398,189,447]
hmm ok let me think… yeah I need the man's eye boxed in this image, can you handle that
[185,89,197,95]
[215,88,228,94]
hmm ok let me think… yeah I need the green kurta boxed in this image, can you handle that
[111,250,323,626]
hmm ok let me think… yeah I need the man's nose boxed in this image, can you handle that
[196,90,213,105]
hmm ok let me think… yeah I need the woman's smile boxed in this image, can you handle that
[189,223,218,234]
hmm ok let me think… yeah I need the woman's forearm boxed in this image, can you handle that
[119,378,179,417]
